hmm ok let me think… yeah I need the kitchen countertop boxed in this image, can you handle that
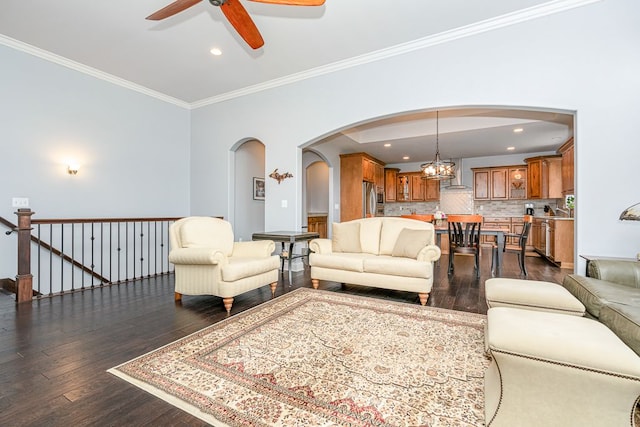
[533,216,574,221]
[307,212,328,217]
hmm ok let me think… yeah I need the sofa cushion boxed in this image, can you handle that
[380,218,418,255]
[391,228,433,259]
[563,274,640,318]
[359,218,382,255]
[332,222,362,253]
[364,255,431,279]
[309,253,369,272]
[599,303,640,356]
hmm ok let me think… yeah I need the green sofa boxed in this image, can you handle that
[562,259,640,356]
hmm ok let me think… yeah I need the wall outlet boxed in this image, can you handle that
[12,197,29,208]
[281,200,288,208]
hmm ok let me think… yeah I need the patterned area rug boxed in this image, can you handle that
[109,289,489,426]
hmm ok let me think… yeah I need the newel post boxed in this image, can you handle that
[15,208,34,303]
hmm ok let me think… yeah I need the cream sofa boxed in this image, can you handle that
[309,217,441,305]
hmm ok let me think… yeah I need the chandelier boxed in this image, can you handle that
[421,111,456,180]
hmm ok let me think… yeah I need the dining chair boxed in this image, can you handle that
[492,215,533,276]
[447,214,483,277]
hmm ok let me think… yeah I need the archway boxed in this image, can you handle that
[233,139,265,241]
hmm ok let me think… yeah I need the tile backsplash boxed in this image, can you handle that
[384,198,560,218]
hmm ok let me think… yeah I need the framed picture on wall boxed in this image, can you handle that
[253,177,265,201]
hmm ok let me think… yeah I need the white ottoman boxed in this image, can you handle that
[485,278,585,316]
[485,307,640,426]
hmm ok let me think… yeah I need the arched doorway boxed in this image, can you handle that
[302,150,330,238]
[233,139,265,241]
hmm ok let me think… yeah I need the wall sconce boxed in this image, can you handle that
[619,202,640,221]
[67,164,80,175]
[268,168,293,184]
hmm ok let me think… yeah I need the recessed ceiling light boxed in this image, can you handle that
[210,48,222,56]
[403,156,410,160]
[513,128,524,133]
[384,143,391,147]
[507,146,515,151]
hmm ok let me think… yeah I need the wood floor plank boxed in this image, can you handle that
[0,253,566,426]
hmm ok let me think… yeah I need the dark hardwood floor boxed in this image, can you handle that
[0,249,567,426]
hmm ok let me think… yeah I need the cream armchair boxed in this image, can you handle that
[169,217,279,314]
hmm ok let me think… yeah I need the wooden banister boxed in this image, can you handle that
[3,211,184,302]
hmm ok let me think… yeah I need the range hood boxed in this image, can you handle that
[445,158,469,190]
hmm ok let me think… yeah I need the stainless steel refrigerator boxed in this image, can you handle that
[362,181,377,218]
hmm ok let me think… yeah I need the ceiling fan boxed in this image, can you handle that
[146,0,326,49]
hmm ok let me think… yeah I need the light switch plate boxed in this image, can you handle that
[12,197,29,208]
[281,200,288,208]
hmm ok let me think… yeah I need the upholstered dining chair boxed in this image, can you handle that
[169,217,280,314]
[447,214,483,277]
[492,214,533,276]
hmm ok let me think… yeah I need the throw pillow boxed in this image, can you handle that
[332,222,362,253]
[392,228,432,258]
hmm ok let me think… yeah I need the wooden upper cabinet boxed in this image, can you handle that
[384,168,399,202]
[490,168,508,200]
[410,173,425,201]
[473,169,490,200]
[525,155,562,199]
[397,174,410,201]
[508,167,527,200]
[557,137,575,196]
[473,166,524,200]
[526,158,543,199]
[374,163,385,190]
[424,177,440,201]
[362,157,376,182]
[392,171,440,202]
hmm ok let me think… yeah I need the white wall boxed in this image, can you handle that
[233,139,265,241]
[306,162,329,214]
[190,0,640,273]
[0,44,191,279]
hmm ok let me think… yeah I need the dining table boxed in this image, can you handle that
[433,225,506,273]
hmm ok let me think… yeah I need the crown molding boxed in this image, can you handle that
[0,34,191,109]
[2,0,599,110]
[191,0,600,108]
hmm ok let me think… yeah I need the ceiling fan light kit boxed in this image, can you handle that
[146,0,326,50]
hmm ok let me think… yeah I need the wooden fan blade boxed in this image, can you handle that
[249,0,325,5]
[146,0,201,20]
[221,0,264,49]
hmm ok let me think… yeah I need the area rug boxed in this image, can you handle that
[108,288,489,426]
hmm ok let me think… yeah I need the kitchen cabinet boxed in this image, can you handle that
[557,138,574,196]
[508,167,527,200]
[472,166,526,200]
[532,218,544,254]
[531,217,574,269]
[525,155,562,199]
[511,217,534,250]
[482,217,511,245]
[307,214,328,238]
[410,174,425,201]
[340,153,385,221]
[424,177,440,201]
[396,172,440,202]
[384,168,399,202]
[549,219,574,269]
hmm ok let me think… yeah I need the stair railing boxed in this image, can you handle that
[2,209,182,302]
